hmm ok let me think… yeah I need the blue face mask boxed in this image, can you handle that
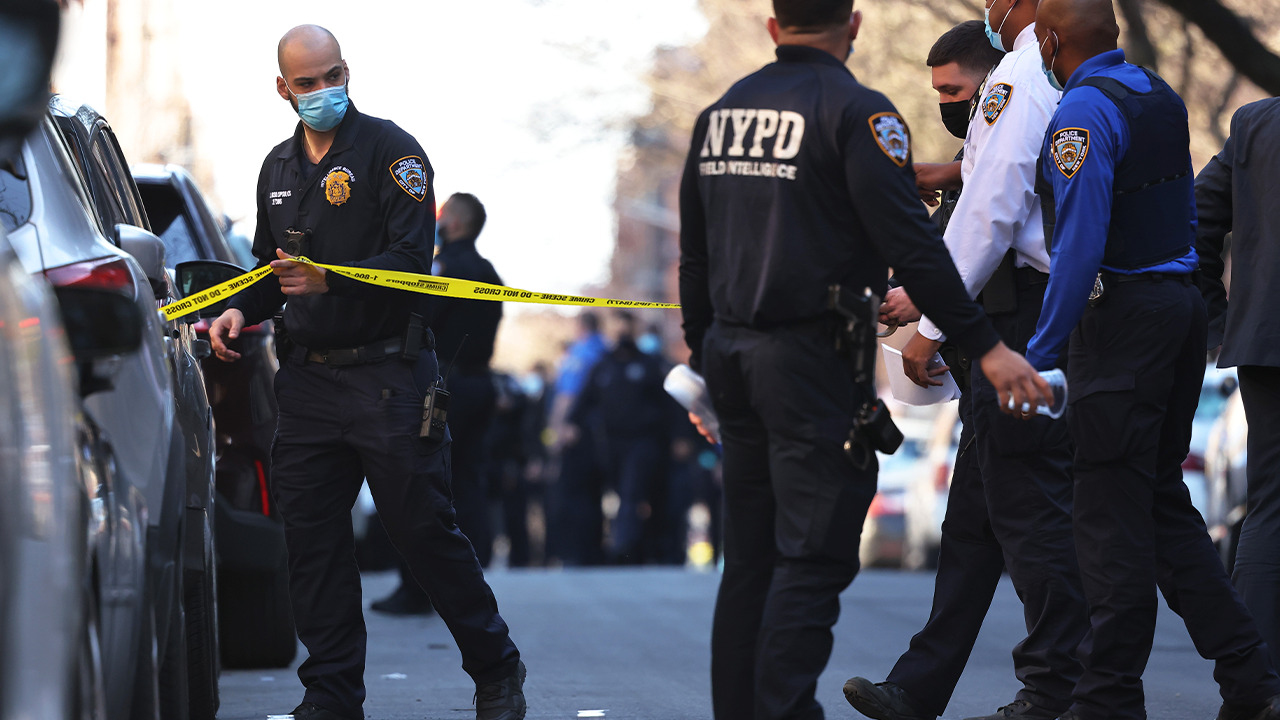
[984,2,1013,52]
[637,333,661,355]
[1040,33,1064,92]
[289,83,349,132]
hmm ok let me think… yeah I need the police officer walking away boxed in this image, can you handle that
[678,2,1050,718]
[1025,1,1280,718]
[372,191,505,613]
[209,25,524,720]
[1195,97,1280,674]
[847,9,1089,718]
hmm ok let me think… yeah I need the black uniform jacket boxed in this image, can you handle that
[1195,97,1280,368]
[430,237,503,373]
[678,45,999,368]
[229,103,435,351]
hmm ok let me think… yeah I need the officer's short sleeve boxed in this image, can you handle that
[325,126,436,298]
[843,96,1000,359]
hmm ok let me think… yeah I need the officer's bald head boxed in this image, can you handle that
[277,24,342,80]
[1037,0,1119,56]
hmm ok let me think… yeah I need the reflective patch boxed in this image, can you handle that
[323,166,354,206]
[981,83,1013,125]
[868,112,910,167]
[1051,127,1090,179]
[389,155,429,202]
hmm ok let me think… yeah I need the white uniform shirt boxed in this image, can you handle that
[918,24,1062,342]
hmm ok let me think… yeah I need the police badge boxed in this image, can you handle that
[1051,127,1090,179]
[390,155,429,202]
[868,112,911,168]
[981,83,1013,125]
[323,167,354,206]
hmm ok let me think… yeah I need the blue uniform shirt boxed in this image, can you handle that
[555,332,607,398]
[1025,50,1198,370]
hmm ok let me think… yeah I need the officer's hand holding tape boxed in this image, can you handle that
[271,248,329,296]
[982,343,1052,418]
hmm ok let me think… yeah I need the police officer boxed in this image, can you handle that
[372,192,504,613]
[678,2,1050,718]
[849,2,1090,718]
[1195,98,1280,673]
[1025,1,1280,718]
[209,26,524,720]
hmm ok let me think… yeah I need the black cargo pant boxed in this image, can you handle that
[271,350,520,719]
[1066,277,1280,720]
[703,320,875,720]
[1235,365,1280,672]
[888,276,1087,716]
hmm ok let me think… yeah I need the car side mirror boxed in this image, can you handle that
[53,287,144,397]
[116,224,169,300]
[175,259,247,319]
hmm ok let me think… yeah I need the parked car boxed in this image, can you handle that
[902,401,962,571]
[6,97,218,719]
[133,163,296,669]
[1182,366,1238,521]
[861,408,936,569]
[1205,385,1248,569]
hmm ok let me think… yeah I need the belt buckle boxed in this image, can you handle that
[1088,273,1105,307]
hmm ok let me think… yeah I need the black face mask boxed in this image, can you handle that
[939,98,973,139]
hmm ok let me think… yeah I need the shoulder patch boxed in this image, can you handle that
[981,83,1013,125]
[868,112,910,167]
[1051,127,1090,179]
[389,155,429,202]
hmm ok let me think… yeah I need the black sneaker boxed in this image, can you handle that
[964,699,1061,720]
[1218,694,1280,720]
[843,677,934,720]
[270,701,357,720]
[476,660,526,720]
[370,584,434,616]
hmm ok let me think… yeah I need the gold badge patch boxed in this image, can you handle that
[1051,127,1090,179]
[390,155,429,202]
[323,167,353,206]
[868,112,911,167]
[981,83,1013,126]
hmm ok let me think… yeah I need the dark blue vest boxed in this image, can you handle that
[1038,67,1194,270]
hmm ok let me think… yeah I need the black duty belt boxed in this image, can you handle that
[1101,270,1193,285]
[294,330,435,367]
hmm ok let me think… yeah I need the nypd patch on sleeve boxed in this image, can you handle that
[868,112,911,167]
[389,155,429,202]
[1051,128,1090,179]
[981,83,1013,125]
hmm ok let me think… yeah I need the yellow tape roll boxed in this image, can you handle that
[161,258,679,322]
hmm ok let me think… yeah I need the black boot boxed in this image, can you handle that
[370,583,434,616]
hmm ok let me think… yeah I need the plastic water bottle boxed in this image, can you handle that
[1036,368,1068,418]
[664,364,720,441]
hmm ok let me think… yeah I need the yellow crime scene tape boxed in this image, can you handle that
[161,257,680,322]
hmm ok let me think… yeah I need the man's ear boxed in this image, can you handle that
[850,10,863,42]
[342,59,351,85]
[276,76,292,102]
[767,17,780,45]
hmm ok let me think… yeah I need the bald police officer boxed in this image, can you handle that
[209,26,524,720]
[1027,1,1280,718]
[678,2,1050,718]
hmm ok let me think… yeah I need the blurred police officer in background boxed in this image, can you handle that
[849,1,1090,717]
[1026,1,1280,718]
[372,191,504,613]
[1195,97,1280,674]
[208,26,524,720]
[678,1,1050,717]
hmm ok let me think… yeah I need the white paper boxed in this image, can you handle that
[881,344,962,406]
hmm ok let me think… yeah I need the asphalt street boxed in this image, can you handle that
[220,568,1224,720]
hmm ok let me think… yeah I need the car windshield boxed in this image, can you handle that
[0,155,32,232]
[137,182,200,266]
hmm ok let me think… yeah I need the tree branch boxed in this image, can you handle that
[1116,0,1158,69]
[1152,0,1280,96]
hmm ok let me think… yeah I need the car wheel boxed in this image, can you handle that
[218,552,297,669]
[184,549,219,720]
[75,586,106,720]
